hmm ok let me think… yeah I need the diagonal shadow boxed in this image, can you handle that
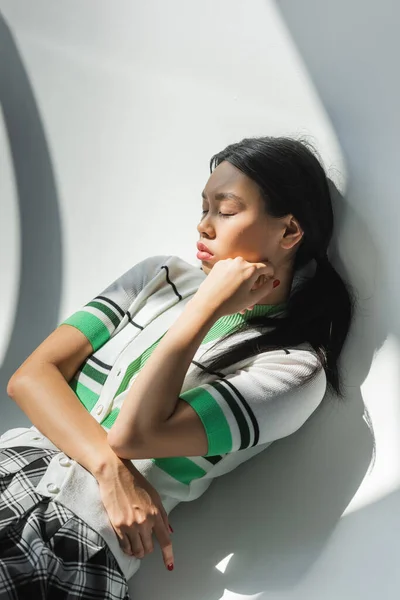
[0,12,63,430]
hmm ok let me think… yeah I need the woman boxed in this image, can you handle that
[0,136,354,599]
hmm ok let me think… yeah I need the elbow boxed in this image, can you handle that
[107,428,140,460]
[7,364,38,398]
[6,378,15,398]
[7,373,23,399]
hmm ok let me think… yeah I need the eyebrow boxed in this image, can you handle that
[201,190,246,207]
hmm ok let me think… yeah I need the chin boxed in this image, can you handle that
[201,263,212,275]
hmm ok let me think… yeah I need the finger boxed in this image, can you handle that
[255,258,274,271]
[139,528,154,555]
[126,529,145,559]
[159,505,173,534]
[251,263,275,281]
[153,515,174,570]
[257,273,272,287]
[249,275,276,302]
[118,532,134,556]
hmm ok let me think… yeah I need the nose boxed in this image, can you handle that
[197,212,214,236]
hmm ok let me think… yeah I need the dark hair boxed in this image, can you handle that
[195,135,356,399]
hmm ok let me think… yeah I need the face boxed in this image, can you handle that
[197,160,293,275]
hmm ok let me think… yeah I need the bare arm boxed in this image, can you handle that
[7,324,128,478]
[7,323,175,568]
[8,366,121,478]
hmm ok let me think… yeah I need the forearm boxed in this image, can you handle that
[109,298,218,444]
[8,363,127,480]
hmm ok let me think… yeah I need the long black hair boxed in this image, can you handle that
[195,135,356,399]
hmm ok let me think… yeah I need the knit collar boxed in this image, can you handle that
[202,302,287,345]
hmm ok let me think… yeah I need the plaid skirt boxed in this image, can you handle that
[0,445,131,600]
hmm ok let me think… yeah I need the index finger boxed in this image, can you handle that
[255,258,274,273]
[153,515,174,570]
[249,262,275,284]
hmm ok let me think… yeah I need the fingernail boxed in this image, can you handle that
[169,525,174,533]
[167,563,174,571]
[273,279,280,288]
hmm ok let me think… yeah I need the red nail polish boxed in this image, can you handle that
[167,563,174,571]
[273,279,280,288]
[169,525,174,533]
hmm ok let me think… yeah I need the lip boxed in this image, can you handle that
[197,241,214,255]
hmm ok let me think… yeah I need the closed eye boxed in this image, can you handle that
[201,210,236,218]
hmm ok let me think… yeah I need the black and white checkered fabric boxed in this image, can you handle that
[0,445,131,599]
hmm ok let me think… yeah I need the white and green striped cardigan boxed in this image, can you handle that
[0,254,327,580]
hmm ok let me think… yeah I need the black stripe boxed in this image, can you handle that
[89,356,112,370]
[283,348,290,354]
[212,381,251,450]
[126,311,144,330]
[95,295,125,318]
[161,265,182,300]
[223,379,260,447]
[191,360,226,379]
[203,455,223,465]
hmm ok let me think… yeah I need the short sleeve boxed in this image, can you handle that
[59,254,170,352]
[179,348,327,457]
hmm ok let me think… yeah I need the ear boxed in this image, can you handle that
[280,215,304,251]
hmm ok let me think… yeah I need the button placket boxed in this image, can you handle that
[46,482,60,494]
[35,451,77,500]
[91,363,125,421]
[59,456,72,467]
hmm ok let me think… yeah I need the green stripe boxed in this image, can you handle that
[152,456,206,485]
[101,407,120,428]
[248,303,286,318]
[201,303,286,345]
[69,379,99,412]
[61,312,110,352]
[87,300,121,329]
[179,386,232,456]
[202,314,240,345]
[81,362,108,385]
[113,334,167,399]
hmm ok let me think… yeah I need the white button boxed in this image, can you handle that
[31,436,42,441]
[96,404,104,415]
[46,483,60,494]
[59,456,72,467]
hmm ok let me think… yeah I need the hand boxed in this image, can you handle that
[97,458,174,571]
[194,256,277,318]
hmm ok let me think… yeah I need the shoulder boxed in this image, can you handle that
[240,342,327,400]
[134,254,205,277]
[116,254,206,305]
[152,255,207,289]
